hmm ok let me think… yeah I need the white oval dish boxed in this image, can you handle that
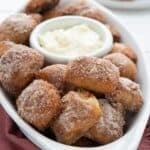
[0,0,150,150]
[30,16,113,64]
[97,0,150,10]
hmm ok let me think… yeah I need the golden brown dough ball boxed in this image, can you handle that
[86,99,125,144]
[29,13,43,23]
[106,77,143,112]
[17,80,62,131]
[111,43,137,62]
[0,43,44,96]
[65,57,120,94]
[106,24,121,42]
[104,53,137,80]
[52,91,102,145]
[0,13,42,44]
[43,0,105,23]
[25,0,59,13]
[36,64,76,95]
[36,64,67,94]
[0,41,14,57]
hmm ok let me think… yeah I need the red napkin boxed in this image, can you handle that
[0,106,38,150]
[138,119,150,150]
[0,105,149,150]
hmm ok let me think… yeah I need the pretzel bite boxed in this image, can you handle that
[25,0,59,13]
[17,80,62,131]
[106,24,121,42]
[52,91,102,145]
[43,0,105,23]
[36,64,70,94]
[0,43,44,96]
[36,64,77,95]
[0,13,42,44]
[106,77,143,111]
[65,57,120,94]
[30,13,43,23]
[0,41,14,57]
[104,53,137,80]
[86,99,125,144]
[111,43,137,62]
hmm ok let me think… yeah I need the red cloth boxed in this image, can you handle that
[0,106,149,150]
[138,119,150,150]
[0,106,38,150]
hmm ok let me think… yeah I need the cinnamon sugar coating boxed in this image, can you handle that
[43,0,105,23]
[106,77,143,111]
[36,64,66,94]
[86,99,125,144]
[65,57,120,94]
[25,0,59,13]
[0,43,44,96]
[111,43,137,62]
[0,41,14,57]
[36,64,75,95]
[52,91,102,145]
[104,53,137,80]
[0,13,42,44]
[16,80,62,131]
[29,13,43,23]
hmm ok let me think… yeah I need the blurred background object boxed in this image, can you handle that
[97,0,150,10]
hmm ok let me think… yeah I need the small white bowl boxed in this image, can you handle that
[30,16,113,64]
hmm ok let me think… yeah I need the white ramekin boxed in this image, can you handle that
[30,15,113,64]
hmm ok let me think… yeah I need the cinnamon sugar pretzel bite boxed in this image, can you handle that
[36,64,75,95]
[43,0,105,23]
[86,99,125,144]
[65,57,120,94]
[0,13,42,44]
[111,43,137,62]
[0,41,14,57]
[25,0,59,13]
[104,53,137,80]
[52,91,102,144]
[106,77,143,111]
[17,80,62,131]
[0,43,44,96]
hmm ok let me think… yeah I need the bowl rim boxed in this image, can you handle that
[30,15,113,63]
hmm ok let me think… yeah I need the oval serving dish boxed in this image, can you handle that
[0,0,150,150]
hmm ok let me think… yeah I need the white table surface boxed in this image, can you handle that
[114,9,150,53]
[114,9,150,66]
